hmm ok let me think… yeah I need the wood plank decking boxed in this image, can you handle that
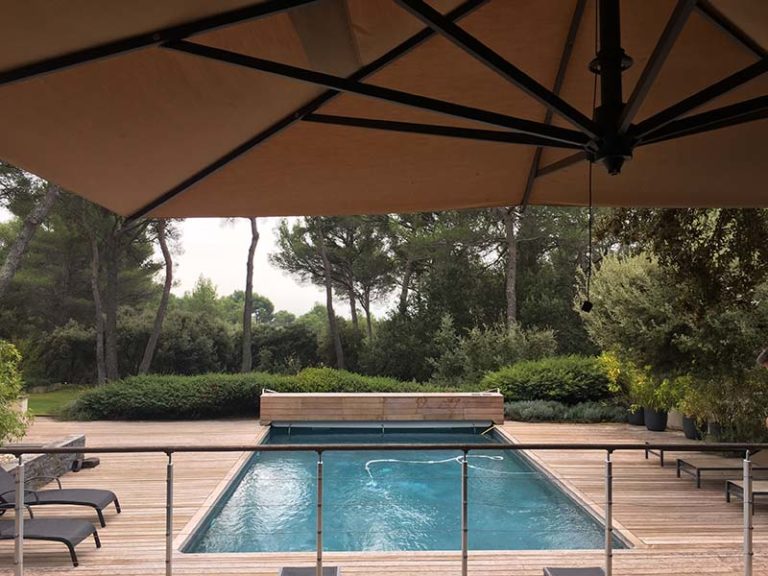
[260,392,505,425]
[1,418,766,575]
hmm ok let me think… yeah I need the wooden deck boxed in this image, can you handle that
[1,418,766,575]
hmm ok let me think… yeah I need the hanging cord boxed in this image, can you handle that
[582,1,599,313]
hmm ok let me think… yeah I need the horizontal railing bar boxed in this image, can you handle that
[3,443,767,456]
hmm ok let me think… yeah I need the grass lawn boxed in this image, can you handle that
[27,388,85,416]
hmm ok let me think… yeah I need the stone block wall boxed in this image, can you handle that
[4,434,85,489]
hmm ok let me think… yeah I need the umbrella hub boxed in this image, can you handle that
[589,0,636,175]
[591,102,635,175]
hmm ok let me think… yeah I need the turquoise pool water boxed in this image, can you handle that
[185,427,624,553]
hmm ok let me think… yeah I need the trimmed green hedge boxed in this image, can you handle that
[60,368,460,421]
[505,400,627,423]
[482,355,612,404]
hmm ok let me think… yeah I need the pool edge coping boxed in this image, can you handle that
[174,424,270,551]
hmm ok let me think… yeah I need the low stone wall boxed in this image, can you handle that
[3,434,85,489]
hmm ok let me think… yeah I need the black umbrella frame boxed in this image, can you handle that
[0,0,765,222]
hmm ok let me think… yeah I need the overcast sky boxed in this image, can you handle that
[169,217,392,318]
[171,217,327,316]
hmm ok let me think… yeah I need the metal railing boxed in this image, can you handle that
[4,441,767,576]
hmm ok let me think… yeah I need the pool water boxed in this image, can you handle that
[185,427,624,553]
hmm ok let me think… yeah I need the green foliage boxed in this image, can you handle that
[578,254,683,376]
[0,340,30,443]
[626,371,687,412]
[250,322,319,374]
[24,320,97,385]
[61,372,288,420]
[515,206,598,356]
[580,251,768,439]
[428,315,557,386]
[504,400,627,423]
[597,351,630,396]
[504,400,565,422]
[60,368,459,421]
[359,312,438,383]
[676,370,768,441]
[600,208,768,309]
[482,356,613,404]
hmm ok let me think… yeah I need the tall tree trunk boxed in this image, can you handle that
[398,256,413,315]
[139,221,172,375]
[319,238,344,370]
[241,218,259,372]
[348,287,359,330]
[89,236,107,385]
[103,229,120,381]
[0,183,60,299]
[502,208,519,326]
[362,291,373,340]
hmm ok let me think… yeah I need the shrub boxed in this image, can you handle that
[563,402,627,423]
[60,372,290,420]
[504,400,627,423]
[504,400,566,422]
[59,368,461,421]
[0,340,30,443]
[482,355,612,404]
[429,315,557,386]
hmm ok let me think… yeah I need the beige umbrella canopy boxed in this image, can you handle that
[0,0,765,220]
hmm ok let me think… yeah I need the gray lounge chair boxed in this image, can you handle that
[676,454,768,488]
[0,517,100,566]
[725,479,768,503]
[0,468,120,527]
[544,569,604,576]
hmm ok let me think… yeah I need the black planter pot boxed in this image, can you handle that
[627,408,645,426]
[708,421,723,440]
[644,408,668,432]
[682,416,703,440]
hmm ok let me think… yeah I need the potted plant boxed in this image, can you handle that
[626,369,667,431]
[619,358,646,426]
[631,372,685,432]
[676,377,708,440]
[627,405,645,426]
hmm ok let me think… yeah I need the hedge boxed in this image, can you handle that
[481,355,612,404]
[60,367,461,421]
[504,400,627,423]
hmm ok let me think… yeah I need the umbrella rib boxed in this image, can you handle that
[618,0,697,132]
[638,95,768,146]
[695,0,767,59]
[165,40,589,146]
[632,59,768,138]
[124,0,489,222]
[521,0,588,210]
[392,0,600,139]
[302,114,583,149]
[0,0,322,87]
[536,152,588,178]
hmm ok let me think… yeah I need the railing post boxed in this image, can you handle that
[461,449,468,576]
[605,450,613,576]
[166,451,174,576]
[14,455,24,576]
[744,450,753,576]
[316,450,323,576]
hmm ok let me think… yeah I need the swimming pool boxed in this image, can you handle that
[184,426,625,553]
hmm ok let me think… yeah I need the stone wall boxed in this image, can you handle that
[4,434,85,489]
